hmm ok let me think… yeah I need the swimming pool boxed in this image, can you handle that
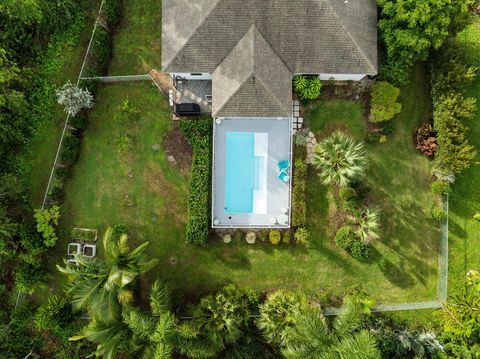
[224,132,256,213]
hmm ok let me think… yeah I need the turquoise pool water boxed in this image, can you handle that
[224,132,259,213]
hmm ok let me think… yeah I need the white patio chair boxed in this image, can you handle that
[67,243,82,256]
[83,244,97,258]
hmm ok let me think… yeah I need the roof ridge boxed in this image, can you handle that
[251,25,293,74]
[323,0,376,74]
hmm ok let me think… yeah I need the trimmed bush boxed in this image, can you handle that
[350,241,372,260]
[431,181,451,196]
[431,207,447,221]
[223,234,232,244]
[294,227,309,246]
[282,230,291,244]
[293,75,322,100]
[269,230,281,245]
[474,213,480,222]
[246,232,256,244]
[369,81,402,123]
[335,226,356,250]
[292,159,307,227]
[180,119,212,245]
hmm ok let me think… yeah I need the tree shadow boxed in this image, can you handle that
[377,256,416,289]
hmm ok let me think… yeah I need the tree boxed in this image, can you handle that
[350,207,382,244]
[257,290,309,346]
[281,296,380,358]
[377,0,470,84]
[193,284,257,348]
[293,75,322,100]
[57,226,158,318]
[313,131,369,187]
[369,81,402,123]
[34,205,60,247]
[35,294,74,331]
[56,81,94,116]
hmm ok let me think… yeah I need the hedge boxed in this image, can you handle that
[180,119,212,245]
[292,148,307,227]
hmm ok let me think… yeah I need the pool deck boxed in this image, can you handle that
[212,117,292,228]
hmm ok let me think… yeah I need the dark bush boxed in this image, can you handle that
[282,230,291,244]
[234,230,243,242]
[15,263,47,294]
[60,134,81,166]
[48,178,64,202]
[70,114,89,130]
[55,166,71,181]
[259,230,269,242]
[339,187,356,202]
[335,226,356,250]
[365,133,381,144]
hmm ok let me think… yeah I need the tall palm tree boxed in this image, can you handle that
[59,227,158,359]
[313,131,369,187]
[123,280,221,359]
[57,227,158,320]
[282,296,380,359]
[350,207,381,244]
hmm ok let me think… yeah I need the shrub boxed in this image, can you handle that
[294,227,309,246]
[350,241,372,260]
[70,113,88,130]
[416,123,438,157]
[60,133,81,166]
[295,134,307,147]
[259,229,269,242]
[56,81,94,116]
[115,98,140,123]
[15,263,47,294]
[35,295,74,331]
[234,230,243,242]
[269,230,281,245]
[339,187,356,202]
[431,181,451,196]
[369,82,402,123]
[431,207,447,221]
[365,132,381,144]
[293,75,322,100]
[117,134,133,153]
[55,166,71,181]
[474,213,480,222]
[282,230,291,244]
[246,232,256,244]
[292,159,307,227]
[335,226,356,250]
[223,234,232,243]
[33,206,60,247]
[111,224,128,240]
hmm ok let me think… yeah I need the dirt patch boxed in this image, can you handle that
[144,160,186,226]
[163,124,192,173]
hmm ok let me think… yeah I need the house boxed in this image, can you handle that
[162,0,377,228]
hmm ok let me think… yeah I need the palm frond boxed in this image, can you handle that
[150,280,172,316]
[122,307,156,341]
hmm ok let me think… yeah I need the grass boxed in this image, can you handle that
[108,0,162,74]
[43,0,440,305]
[50,67,441,305]
[304,64,439,303]
[447,20,480,296]
[26,1,100,207]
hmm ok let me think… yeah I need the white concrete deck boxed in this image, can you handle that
[212,118,292,228]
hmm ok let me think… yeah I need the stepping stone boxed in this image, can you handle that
[294,100,300,105]
[167,155,177,164]
[312,137,317,144]
[298,117,303,123]
[309,131,315,138]
[293,110,300,117]
[151,144,161,150]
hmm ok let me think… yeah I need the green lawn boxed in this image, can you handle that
[448,21,480,296]
[26,0,101,207]
[108,0,162,75]
[50,65,440,304]
[304,65,439,303]
[43,0,441,305]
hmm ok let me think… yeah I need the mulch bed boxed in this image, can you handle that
[163,123,192,173]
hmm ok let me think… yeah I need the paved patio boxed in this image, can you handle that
[212,118,292,228]
[175,79,212,114]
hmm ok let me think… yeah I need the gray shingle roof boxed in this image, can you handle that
[212,26,292,118]
[162,0,377,117]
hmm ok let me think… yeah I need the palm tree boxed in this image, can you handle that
[313,131,369,187]
[123,280,221,359]
[282,296,380,358]
[57,227,158,319]
[350,207,381,244]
